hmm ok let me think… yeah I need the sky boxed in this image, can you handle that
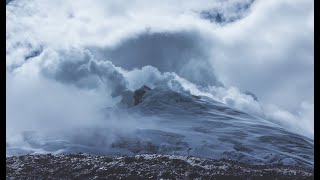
[6,0,314,138]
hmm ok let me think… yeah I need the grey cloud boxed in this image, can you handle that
[25,45,43,61]
[41,49,128,97]
[6,0,13,5]
[6,0,314,138]
[90,32,223,87]
[200,0,255,24]
[89,60,128,97]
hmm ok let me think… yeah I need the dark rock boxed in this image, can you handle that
[6,154,314,179]
[133,85,151,105]
[117,85,151,108]
[123,156,136,164]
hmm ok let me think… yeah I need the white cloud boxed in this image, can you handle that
[264,102,314,138]
[6,0,313,139]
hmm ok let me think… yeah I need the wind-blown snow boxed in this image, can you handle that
[6,0,314,164]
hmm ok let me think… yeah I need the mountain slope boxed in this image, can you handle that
[7,86,313,168]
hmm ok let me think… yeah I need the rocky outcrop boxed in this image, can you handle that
[6,154,314,180]
[133,85,151,105]
[118,85,151,108]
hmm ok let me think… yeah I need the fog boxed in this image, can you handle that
[6,0,314,148]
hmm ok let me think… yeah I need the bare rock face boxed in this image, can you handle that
[118,85,151,108]
[133,85,151,105]
[117,90,135,108]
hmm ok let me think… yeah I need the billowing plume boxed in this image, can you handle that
[6,0,314,142]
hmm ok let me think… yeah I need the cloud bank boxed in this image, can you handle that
[6,0,314,139]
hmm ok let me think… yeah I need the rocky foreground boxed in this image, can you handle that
[6,154,313,179]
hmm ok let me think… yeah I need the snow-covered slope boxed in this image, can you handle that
[6,86,314,168]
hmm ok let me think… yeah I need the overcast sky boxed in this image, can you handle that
[6,0,314,138]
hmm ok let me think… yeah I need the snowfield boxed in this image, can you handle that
[7,86,314,168]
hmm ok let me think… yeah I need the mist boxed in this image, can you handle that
[6,0,314,153]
